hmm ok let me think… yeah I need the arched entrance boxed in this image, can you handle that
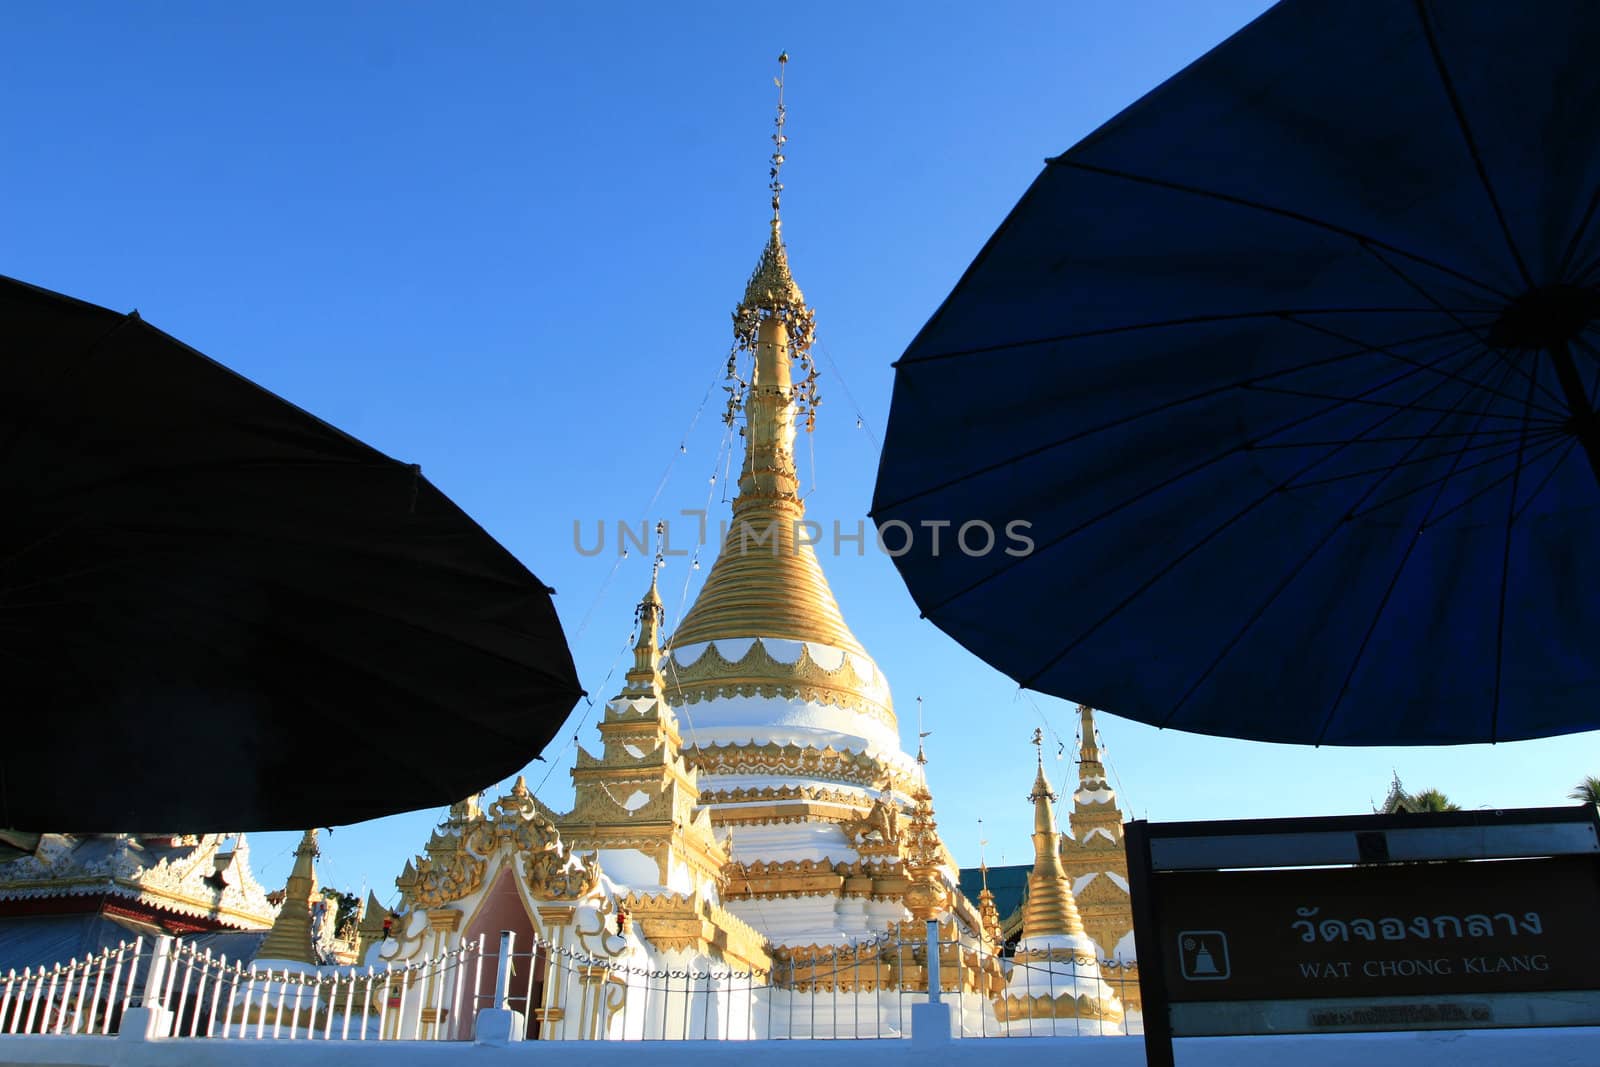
[460,865,547,1039]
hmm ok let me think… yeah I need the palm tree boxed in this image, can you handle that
[1570,776,1600,806]
[1406,788,1460,813]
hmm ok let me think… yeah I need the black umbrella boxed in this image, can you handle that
[873,0,1600,745]
[2,275,583,829]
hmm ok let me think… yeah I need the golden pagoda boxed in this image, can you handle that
[255,829,322,966]
[995,732,1122,1032]
[362,57,998,1040]
[1059,704,1139,1010]
[658,54,956,949]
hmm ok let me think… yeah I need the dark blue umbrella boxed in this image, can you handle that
[872,0,1600,745]
[2,276,583,830]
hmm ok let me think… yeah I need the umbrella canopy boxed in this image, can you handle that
[873,0,1600,745]
[2,276,582,829]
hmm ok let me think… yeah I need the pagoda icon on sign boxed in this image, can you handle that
[1178,931,1231,981]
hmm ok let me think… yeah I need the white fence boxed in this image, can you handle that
[0,925,1140,1043]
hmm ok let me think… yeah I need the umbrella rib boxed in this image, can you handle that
[1049,158,1512,301]
[1244,383,1557,426]
[1251,426,1538,448]
[894,308,1488,368]
[873,321,1481,515]
[1343,429,1561,517]
[1281,314,1566,419]
[1159,352,1515,733]
[1283,429,1561,493]
[917,339,1485,618]
[1492,366,1542,741]
[1015,344,1492,689]
[1358,242,1570,413]
[1313,356,1526,744]
[1348,349,1566,520]
[1398,434,1568,530]
[1413,0,1533,290]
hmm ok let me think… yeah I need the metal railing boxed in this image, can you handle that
[0,935,484,1041]
[0,923,1142,1042]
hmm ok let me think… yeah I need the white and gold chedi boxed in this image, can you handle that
[994,732,1124,1032]
[358,59,1128,1040]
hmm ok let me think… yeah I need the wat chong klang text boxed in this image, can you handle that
[1291,907,1549,984]
[1155,857,1598,1005]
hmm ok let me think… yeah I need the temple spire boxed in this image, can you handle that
[622,559,665,695]
[977,821,1001,946]
[1069,705,1125,846]
[902,744,946,921]
[257,829,322,965]
[668,54,860,659]
[1020,731,1089,943]
[1078,704,1104,777]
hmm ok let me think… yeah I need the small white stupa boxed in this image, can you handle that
[996,731,1123,1035]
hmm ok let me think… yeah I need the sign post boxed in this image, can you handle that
[1128,805,1600,1066]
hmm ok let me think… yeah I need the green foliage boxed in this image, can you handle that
[1379,774,1460,814]
[1569,776,1600,806]
[322,887,361,933]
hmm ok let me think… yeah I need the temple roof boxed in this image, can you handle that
[0,833,277,931]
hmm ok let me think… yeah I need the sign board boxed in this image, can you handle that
[1125,806,1600,1067]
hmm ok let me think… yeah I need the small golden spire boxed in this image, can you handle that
[902,743,947,921]
[1067,704,1125,848]
[257,829,322,965]
[978,820,1001,946]
[354,889,392,959]
[623,558,666,695]
[1077,704,1107,785]
[1020,734,1089,943]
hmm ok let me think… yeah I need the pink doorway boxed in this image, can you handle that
[459,866,547,1039]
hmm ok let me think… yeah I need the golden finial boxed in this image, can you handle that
[1028,727,1058,805]
[727,50,819,431]
[770,51,788,230]
[915,696,931,765]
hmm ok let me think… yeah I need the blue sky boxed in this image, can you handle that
[6,2,1594,899]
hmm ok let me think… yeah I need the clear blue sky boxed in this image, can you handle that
[5,2,1593,899]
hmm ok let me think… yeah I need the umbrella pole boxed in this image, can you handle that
[1547,340,1600,486]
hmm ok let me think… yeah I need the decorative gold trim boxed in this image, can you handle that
[685,742,917,793]
[616,890,771,972]
[398,778,597,913]
[662,639,893,725]
[995,992,1124,1024]
[426,909,462,932]
[721,857,909,902]
[771,920,1003,995]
